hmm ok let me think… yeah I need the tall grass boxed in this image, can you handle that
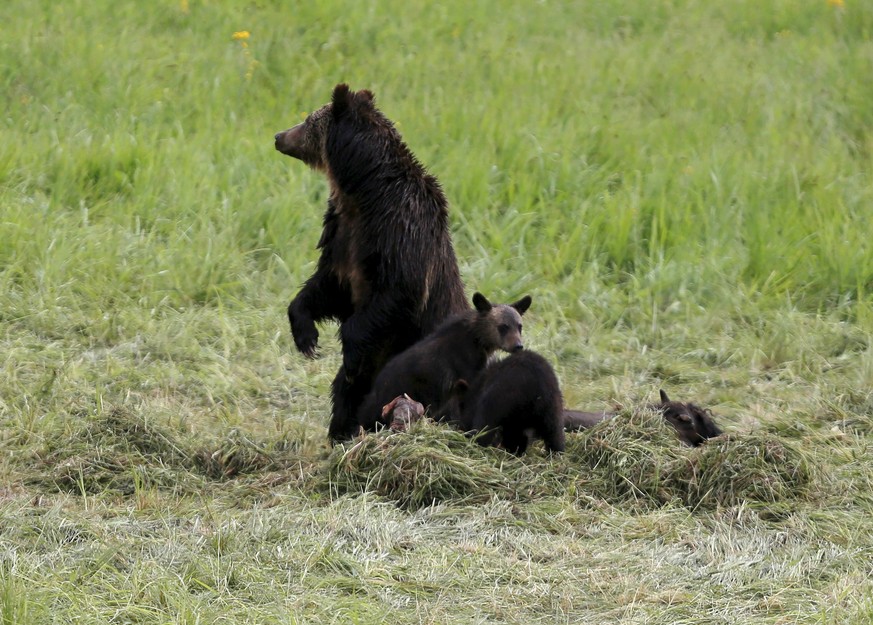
[2,0,873,623]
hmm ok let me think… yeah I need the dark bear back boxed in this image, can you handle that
[449,350,565,455]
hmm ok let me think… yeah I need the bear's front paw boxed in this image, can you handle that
[290,319,319,358]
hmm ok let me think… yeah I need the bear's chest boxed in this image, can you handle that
[331,203,371,306]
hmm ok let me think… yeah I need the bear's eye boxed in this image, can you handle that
[498,323,509,336]
[518,323,523,333]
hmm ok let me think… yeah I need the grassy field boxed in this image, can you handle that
[2,0,873,622]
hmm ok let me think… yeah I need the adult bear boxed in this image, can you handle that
[275,84,467,442]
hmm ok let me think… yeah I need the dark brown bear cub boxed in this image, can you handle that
[446,351,565,455]
[356,292,531,433]
[275,84,467,442]
[563,389,722,447]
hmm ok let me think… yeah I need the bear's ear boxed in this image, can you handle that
[472,292,492,313]
[332,83,352,119]
[511,295,532,316]
[453,379,469,395]
[357,89,375,105]
[659,389,670,404]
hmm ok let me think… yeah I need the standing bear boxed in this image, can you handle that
[275,84,467,441]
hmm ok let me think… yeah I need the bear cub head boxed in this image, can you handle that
[471,292,531,354]
[274,83,375,171]
[657,389,723,447]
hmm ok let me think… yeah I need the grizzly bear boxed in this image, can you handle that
[443,350,566,455]
[274,84,467,441]
[356,292,531,432]
[563,389,722,446]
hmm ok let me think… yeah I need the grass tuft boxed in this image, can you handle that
[564,408,685,507]
[32,408,196,495]
[325,420,514,509]
[676,433,821,510]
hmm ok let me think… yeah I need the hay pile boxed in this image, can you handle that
[33,408,197,494]
[563,407,685,505]
[674,433,819,509]
[564,408,820,509]
[29,408,319,495]
[326,409,825,512]
[325,420,516,509]
[29,404,824,511]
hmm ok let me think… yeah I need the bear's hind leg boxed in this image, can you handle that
[327,366,371,442]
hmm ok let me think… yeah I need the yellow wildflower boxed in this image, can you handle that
[232,30,251,40]
[180,0,189,14]
[827,0,845,7]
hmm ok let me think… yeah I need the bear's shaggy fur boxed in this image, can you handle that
[444,350,566,455]
[275,84,467,441]
[355,292,531,433]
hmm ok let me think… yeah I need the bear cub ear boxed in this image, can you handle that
[472,292,493,313]
[511,295,532,316]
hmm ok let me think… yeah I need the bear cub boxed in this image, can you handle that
[356,292,531,432]
[275,84,467,442]
[444,350,565,455]
[656,389,722,446]
[563,389,722,447]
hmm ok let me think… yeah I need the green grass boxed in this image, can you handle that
[2,0,873,622]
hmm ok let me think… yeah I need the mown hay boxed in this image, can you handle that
[325,420,514,509]
[561,409,823,511]
[673,432,821,509]
[193,425,323,481]
[194,430,276,479]
[32,407,320,495]
[30,408,195,494]
[563,408,686,506]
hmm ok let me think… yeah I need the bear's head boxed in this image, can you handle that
[471,292,532,354]
[657,389,723,447]
[274,83,375,171]
[440,378,471,423]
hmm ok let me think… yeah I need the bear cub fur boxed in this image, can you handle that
[563,389,722,447]
[356,292,531,432]
[656,389,722,446]
[444,350,565,455]
[275,84,467,442]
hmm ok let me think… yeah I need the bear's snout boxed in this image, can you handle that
[274,123,308,160]
[274,130,290,151]
[512,343,524,352]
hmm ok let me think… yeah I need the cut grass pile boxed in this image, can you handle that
[19,406,325,497]
[13,405,828,516]
[327,411,826,513]
[677,432,819,510]
[326,421,514,509]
